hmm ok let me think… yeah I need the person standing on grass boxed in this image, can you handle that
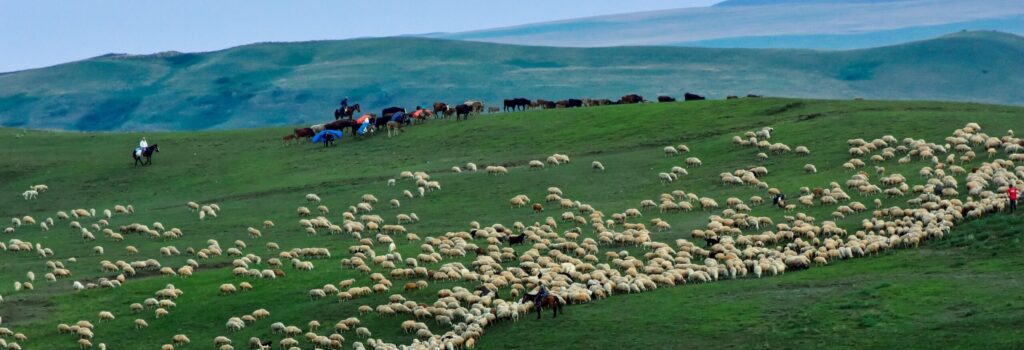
[1010,184,1018,213]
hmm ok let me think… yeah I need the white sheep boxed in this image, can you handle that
[22,190,37,200]
[592,161,605,171]
[664,146,679,156]
[804,164,817,174]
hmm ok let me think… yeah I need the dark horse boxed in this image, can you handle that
[522,293,563,319]
[335,104,361,120]
[132,144,159,166]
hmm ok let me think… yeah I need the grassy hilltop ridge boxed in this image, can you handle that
[1,31,1023,131]
[0,98,1023,349]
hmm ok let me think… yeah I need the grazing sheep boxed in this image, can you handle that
[356,327,371,338]
[297,207,311,217]
[686,157,702,167]
[664,146,679,156]
[306,194,321,203]
[658,172,674,184]
[804,164,817,174]
[173,334,190,346]
[592,161,605,171]
[220,284,238,295]
[22,190,38,200]
[135,319,148,329]
[390,199,400,208]
[98,311,115,322]
[529,160,546,169]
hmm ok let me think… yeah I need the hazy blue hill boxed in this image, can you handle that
[714,0,911,6]
[428,0,1024,48]
[676,16,1024,50]
[1,31,1022,131]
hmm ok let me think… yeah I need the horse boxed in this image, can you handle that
[522,292,563,319]
[386,121,404,138]
[433,102,450,119]
[132,144,160,166]
[325,119,360,136]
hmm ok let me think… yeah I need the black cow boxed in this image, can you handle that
[455,104,474,121]
[503,98,530,112]
[658,96,676,102]
[684,92,705,101]
[566,98,583,108]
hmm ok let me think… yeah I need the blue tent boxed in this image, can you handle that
[312,129,343,143]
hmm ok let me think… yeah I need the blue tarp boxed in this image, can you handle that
[390,112,404,122]
[312,129,343,143]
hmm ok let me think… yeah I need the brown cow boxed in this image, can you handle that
[619,94,644,104]
[294,127,315,140]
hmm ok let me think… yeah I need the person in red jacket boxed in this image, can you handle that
[1010,184,1018,213]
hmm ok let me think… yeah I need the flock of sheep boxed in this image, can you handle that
[1,120,1022,350]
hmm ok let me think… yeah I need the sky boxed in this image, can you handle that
[0,0,720,73]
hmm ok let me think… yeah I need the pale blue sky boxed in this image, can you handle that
[0,0,719,73]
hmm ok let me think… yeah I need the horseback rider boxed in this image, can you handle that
[340,97,349,114]
[135,137,148,157]
[527,276,549,301]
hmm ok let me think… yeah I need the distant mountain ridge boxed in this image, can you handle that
[0,31,1021,131]
[428,0,1024,49]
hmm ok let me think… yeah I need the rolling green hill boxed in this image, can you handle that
[0,31,1022,131]
[0,99,1022,349]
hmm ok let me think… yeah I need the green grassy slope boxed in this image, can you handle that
[0,99,1022,349]
[1,31,1022,131]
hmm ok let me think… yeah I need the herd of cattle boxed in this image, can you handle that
[287,93,762,144]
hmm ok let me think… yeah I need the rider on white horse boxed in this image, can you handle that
[135,137,148,157]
